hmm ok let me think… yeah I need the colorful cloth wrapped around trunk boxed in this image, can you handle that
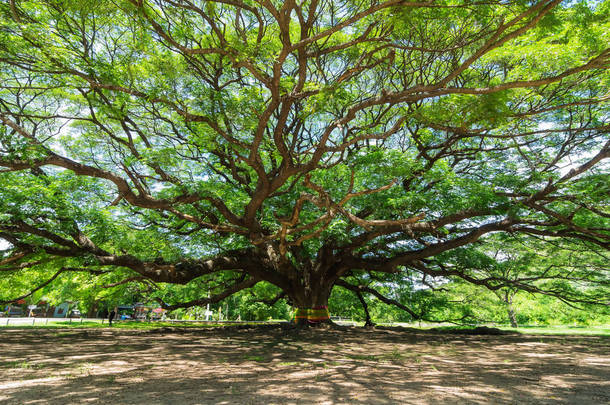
[293,306,330,323]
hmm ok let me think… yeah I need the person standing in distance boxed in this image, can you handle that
[109,307,116,327]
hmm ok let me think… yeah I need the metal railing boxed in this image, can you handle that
[0,317,287,327]
[1,317,105,326]
[1,317,360,327]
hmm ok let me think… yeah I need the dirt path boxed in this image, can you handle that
[0,327,608,404]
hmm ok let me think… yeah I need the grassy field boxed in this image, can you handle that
[501,325,610,336]
[0,319,281,330]
[0,319,608,335]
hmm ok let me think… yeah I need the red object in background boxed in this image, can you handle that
[152,308,165,313]
[15,299,26,305]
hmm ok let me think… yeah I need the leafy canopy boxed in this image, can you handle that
[0,0,608,321]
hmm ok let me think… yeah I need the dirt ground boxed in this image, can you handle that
[0,326,608,405]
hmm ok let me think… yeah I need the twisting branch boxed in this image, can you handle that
[257,291,287,307]
[336,279,421,319]
[0,266,106,305]
[336,279,472,324]
[355,289,374,327]
[101,276,146,289]
[157,276,260,311]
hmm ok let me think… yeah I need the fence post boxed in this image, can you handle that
[6,318,9,326]
[33,318,35,326]
[46,318,49,325]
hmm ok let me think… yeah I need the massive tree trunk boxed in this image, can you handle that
[286,262,337,327]
[290,289,333,326]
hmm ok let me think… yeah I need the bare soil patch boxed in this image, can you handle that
[0,326,608,404]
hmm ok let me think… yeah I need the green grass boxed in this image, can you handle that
[0,320,269,330]
[381,323,610,336]
[1,360,46,370]
[431,325,610,336]
[502,325,610,336]
[1,321,607,336]
[0,321,105,329]
[244,355,266,362]
[380,348,405,362]
[109,321,221,330]
[345,353,379,361]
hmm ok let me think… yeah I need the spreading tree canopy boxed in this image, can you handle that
[1,0,608,324]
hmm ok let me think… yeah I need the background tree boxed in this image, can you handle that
[418,233,610,326]
[1,0,608,325]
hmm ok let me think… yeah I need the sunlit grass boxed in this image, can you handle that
[0,320,607,335]
[502,325,610,336]
[0,320,279,330]
[379,322,610,336]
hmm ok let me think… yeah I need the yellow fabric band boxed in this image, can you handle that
[294,307,330,322]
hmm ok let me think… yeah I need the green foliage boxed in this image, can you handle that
[0,0,608,327]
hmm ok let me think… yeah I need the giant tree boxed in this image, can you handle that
[1,0,608,325]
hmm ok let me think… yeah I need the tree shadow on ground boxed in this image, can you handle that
[0,327,608,404]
